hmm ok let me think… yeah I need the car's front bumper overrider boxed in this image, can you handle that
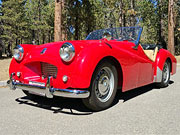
[7,74,90,99]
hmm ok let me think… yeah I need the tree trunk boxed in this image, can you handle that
[157,0,166,49]
[130,0,135,26]
[62,0,67,41]
[168,0,175,55]
[54,0,66,41]
[54,0,62,42]
[7,42,12,58]
[75,16,79,40]
[123,13,126,27]
[42,33,45,44]
[0,43,2,59]
[157,0,162,44]
[119,0,123,27]
[48,30,51,43]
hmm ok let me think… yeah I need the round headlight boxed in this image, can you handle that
[13,45,24,61]
[60,42,75,62]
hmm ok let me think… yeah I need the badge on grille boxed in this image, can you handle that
[41,48,47,55]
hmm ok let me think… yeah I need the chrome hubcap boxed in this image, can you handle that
[95,67,114,102]
[98,76,110,95]
[163,63,169,83]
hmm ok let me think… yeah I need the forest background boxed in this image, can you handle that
[0,0,180,57]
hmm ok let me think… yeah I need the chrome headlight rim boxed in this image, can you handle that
[60,42,75,62]
[13,45,24,61]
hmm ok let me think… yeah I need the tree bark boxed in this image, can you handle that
[130,0,135,26]
[168,0,175,55]
[54,0,62,42]
[61,0,67,41]
[119,0,123,27]
[158,0,162,44]
[0,43,2,59]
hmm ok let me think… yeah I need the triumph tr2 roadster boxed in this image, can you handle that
[8,27,177,111]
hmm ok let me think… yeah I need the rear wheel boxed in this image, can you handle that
[156,61,170,88]
[82,61,118,111]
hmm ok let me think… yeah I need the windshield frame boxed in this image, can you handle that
[86,27,143,46]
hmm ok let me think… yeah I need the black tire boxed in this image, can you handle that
[82,61,118,111]
[156,61,170,88]
[22,90,38,99]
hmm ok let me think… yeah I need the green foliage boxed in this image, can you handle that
[137,0,159,44]
[63,0,179,54]
[0,0,179,55]
[63,0,138,40]
[24,0,54,44]
[0,0,27,47]
[64,0,99,40]
[0,0,54,55]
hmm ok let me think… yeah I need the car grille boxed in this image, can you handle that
[41,62,58,78]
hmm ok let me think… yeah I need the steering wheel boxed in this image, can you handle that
[102,32,112,41]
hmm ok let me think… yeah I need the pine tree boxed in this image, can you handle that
[174,0,180,55]
[168,0,175,55]
[137,0,159,44]
[0,2,3,58]
[54,0,63,42]
[0,0,27,56]
[25,0,55,44]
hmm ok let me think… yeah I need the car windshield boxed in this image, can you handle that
[86,27,143,45]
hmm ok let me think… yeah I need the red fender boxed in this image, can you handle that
[156,49,177,74]
[71,42,113,88]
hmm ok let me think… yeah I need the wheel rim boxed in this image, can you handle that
[95,67,114,102]
[162,62,170,83]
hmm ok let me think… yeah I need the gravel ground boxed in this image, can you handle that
[0,65,179,135]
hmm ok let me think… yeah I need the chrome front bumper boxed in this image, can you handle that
[8,75,90,99]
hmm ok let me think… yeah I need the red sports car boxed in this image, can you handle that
[8,27,177,111]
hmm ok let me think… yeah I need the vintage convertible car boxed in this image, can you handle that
[8,27,177,111]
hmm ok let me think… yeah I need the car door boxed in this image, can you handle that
[136,45,154,87]
[111,41,142,91]
[110,41,154,91]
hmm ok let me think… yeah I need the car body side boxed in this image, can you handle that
[9,40,177,93]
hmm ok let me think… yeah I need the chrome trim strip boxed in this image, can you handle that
[45,76,53,98]
[8,73,16,90]
[52,88,90,98]
[8,79,90,99]
[154,67,162,82]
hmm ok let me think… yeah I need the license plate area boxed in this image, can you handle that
[29,81,45,87]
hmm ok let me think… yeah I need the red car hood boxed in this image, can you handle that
[45,40,100,49]
[34,40,99,52]
[21,40,100,64]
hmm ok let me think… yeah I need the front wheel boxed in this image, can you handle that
[156,61,170,88]
[82,61,118,111]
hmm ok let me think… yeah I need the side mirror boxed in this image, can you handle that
[133,40,140,50]
[132,45,138,50]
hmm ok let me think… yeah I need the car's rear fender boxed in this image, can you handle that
[154,49,177,82]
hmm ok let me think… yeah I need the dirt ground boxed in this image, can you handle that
[0,58,12,81]
[0,56,180,81]
[175,56,180,63]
